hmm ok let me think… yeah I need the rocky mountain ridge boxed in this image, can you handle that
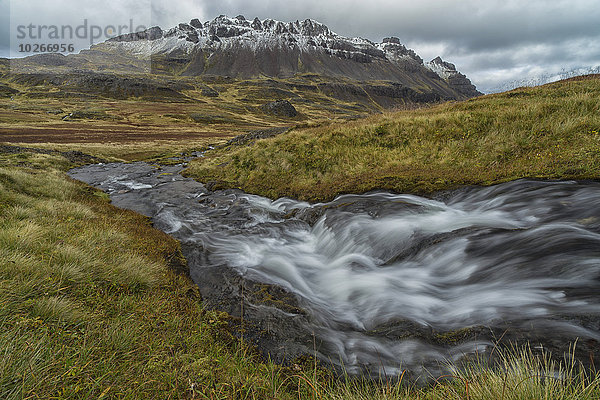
[3,15,481,110]
[97,15,479,98]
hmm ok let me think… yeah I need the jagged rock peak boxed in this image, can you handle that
[426,56,481,97]
[426,56,459,79]
[429,56,457,71]
[383,37,401,44]
[107,15,426,66]
[110,15,337,43]
[190,19,203,29]
[108,26,163,42]
[101,15,480,97]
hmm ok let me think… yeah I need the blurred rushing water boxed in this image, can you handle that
[70,162,600,377]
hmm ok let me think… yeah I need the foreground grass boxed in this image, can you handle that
[2,151,600,399]
[0,151,302,399]
[187,76,600,201]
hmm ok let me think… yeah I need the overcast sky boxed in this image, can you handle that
[3,0,600,92]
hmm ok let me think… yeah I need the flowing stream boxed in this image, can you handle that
[69,162,600,378]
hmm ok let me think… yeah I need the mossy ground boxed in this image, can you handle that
[187,76,600,202]
[0,73,385,162]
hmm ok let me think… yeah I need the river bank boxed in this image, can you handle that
[69,160,600,381]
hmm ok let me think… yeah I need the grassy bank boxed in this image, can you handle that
[186,76,600,201]
[0,151,302,399]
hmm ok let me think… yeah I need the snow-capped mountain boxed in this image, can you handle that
[93,15,480,99]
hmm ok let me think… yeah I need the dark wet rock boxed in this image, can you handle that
[260,100,298,117]
[188,262,318,364]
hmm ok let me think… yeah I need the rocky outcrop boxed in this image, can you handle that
[260,100,298,117]
[0,83,19,97]
[190,19,203,29]
[200,86,219,97]
[7,72,194,101]
[109,26,164,42]
[0,144,108,164]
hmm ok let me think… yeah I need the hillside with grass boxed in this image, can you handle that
[187,75,600,201]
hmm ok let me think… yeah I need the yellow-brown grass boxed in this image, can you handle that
[187,77,600,201]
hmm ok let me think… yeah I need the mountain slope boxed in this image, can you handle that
[8,15,480,104]
[104,15,480,98]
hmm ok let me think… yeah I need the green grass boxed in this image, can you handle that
[2,79,600,398]
[1,147,598,400]
[186,76,600,201]
[0,151,300,399]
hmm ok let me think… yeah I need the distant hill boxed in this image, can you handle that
[6,15,481,106]
[489,66,600,93]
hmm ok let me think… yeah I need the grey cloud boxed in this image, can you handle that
[452,37,600,92]
[184,0,600,91]
[4,0,600,92]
